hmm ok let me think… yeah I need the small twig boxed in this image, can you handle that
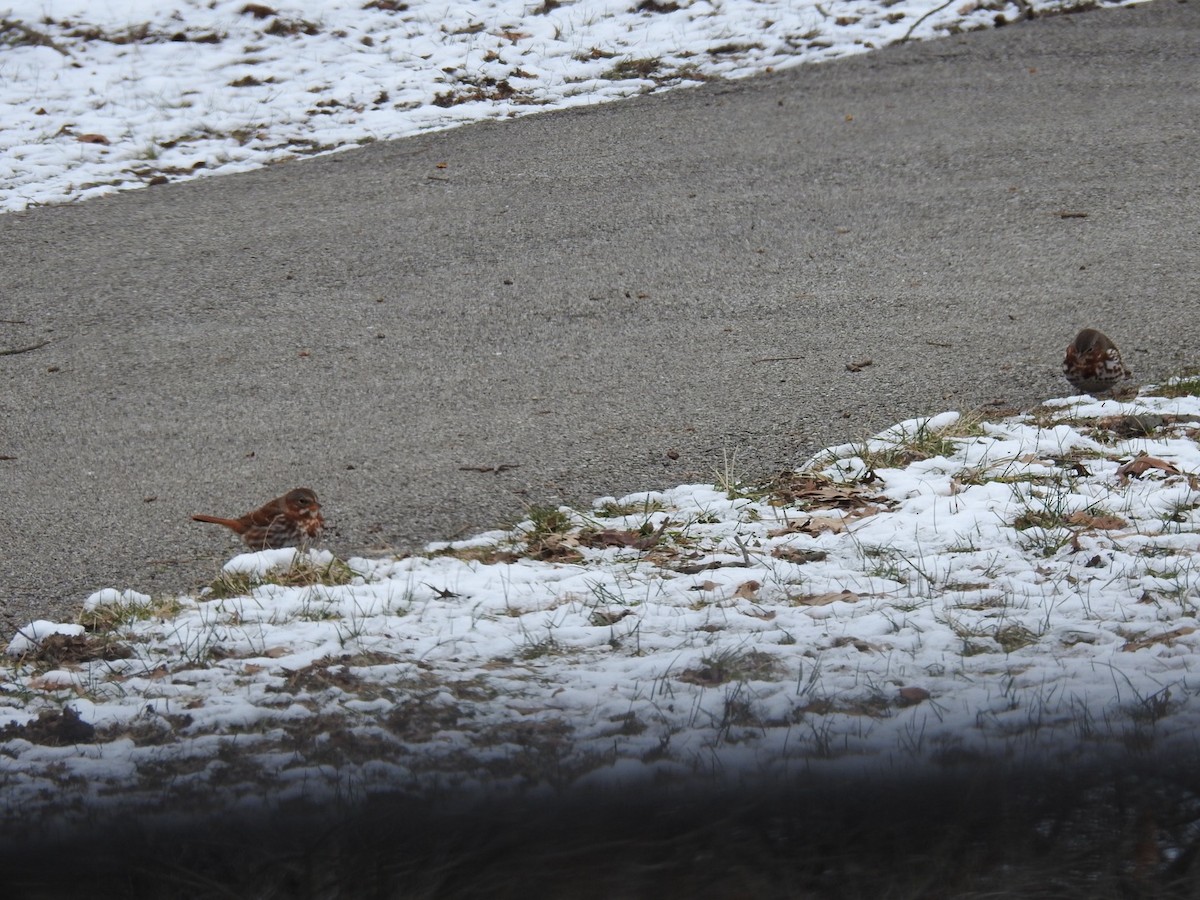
[459,463,520,474]
[898,0,955,42]
[675,559,750,575]
[925,340,953,348]
[732,535,755,567]
[0,339,53,356]
[752,355,806,364]
[633,520,670,551]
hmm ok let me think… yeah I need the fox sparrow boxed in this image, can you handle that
[1062,328,1131,395]
[192,488,324,550]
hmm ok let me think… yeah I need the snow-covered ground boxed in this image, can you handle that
[5,0,1185,844]
[5,384,1200,834]
[2,0,1131,213]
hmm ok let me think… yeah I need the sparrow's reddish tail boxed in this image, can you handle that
[191,514,246,533]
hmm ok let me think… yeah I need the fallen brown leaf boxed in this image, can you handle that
[771,546,828,564]
[1066,511,1127,530]
[1122,626,1196,652]
[768,472,880,509]
[590,609,633,627]
[1118,456,1182,480]
[580,521,668,551]
[833,636,882,652]
[897,686,931,706]
[800,515,848,535]
[733,580,761,600]
[676,560,750,574]
[742,607,776,621]
[795,589,859,607]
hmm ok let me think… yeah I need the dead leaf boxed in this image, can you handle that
[846,358,873,373]
[77,133,110,145]
[795,589,859,607]
[833,636,881,652]
[579,521,667,551]
[742,607,776,621]
[689,580,719,592]
[733,580,761,600]
[580,528,639,548]
[678,666,723,686]
[1118,456,1182,480]
[767,522,808,536]
[527,532,582,561]
[767,472,879,509]
[897,686,931,706]
[848,504,884,522]
[240,3,277,17]
[590,609,633,627]
[1066,511,1127,530]
[588,614,633,628]
[1122,626,1196,652]
[17,633,132,666]
[771,547,828,564]
[800,516,848,535]
[1098,415,1164,438]
[676,560,749,575]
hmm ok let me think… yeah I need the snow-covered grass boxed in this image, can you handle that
[2,0,1129,213]
[6,378,1200,837]
[5,2,1192,883]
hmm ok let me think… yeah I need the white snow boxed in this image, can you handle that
[4,620,85,656]
[6,383,1200,828]
[3,0,1180,834]
[1,0,1136,213]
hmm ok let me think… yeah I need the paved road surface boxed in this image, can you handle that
[2,0,1197,633]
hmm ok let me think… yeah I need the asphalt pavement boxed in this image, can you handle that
[2,0,1197,634]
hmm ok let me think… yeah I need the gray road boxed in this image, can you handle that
[2,0,1197,633]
